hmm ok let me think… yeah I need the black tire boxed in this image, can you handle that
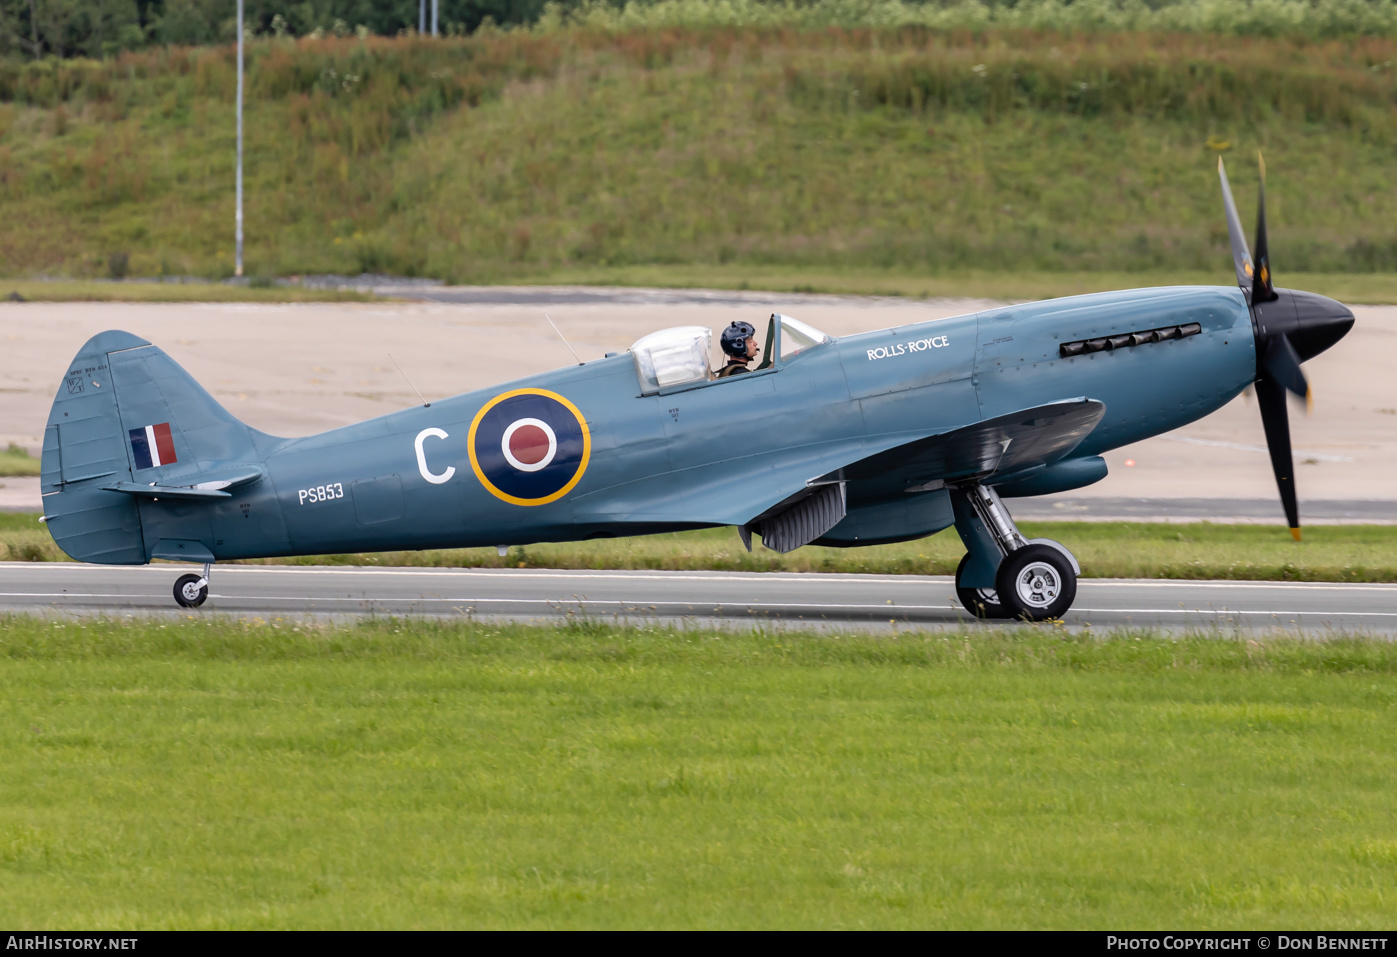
[995,543,1076,622]
[173,573,208,608]
[955,553,1008,620]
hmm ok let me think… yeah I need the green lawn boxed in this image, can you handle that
[1,617,1395,928]
[0,444,39,477]
[5,268,1397,304]
[269,522,1397,583]
[4,513,1395,581]
[479,266,1397,306]
[0,279,372,302]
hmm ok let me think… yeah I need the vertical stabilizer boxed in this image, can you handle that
[41,330,279,564]
[41,331,151,563]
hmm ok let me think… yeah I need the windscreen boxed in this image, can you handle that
[777,314,831,359]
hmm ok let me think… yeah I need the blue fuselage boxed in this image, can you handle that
[118,286,1256,562]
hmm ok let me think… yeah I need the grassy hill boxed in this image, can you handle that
[1,27,1395,284]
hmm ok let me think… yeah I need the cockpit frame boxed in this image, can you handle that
[629,313,832,397]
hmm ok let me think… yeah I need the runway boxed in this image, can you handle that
[2,562,1393,632]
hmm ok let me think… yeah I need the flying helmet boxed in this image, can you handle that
[721,321,756,358]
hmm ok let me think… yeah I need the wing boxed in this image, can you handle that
[571,436,875,528]
[815,397,1105,498]
[572,398,1104,534]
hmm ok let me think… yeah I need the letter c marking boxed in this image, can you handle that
[415,427,456,485]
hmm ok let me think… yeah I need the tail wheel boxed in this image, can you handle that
[173,574,208,609]
[955,554,1008,620]
[995,543,1077,622]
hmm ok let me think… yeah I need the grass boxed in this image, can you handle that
[1,616,1395,928]
[10,269,1397,304]
[0,444,39,477]
[546,0,1397,39]
[5,512,1396,581]
[6,269,1397,303]
[8,267,1397,306]
[2,30,1397,282]
[0,279,373,302]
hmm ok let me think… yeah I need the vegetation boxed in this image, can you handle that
[443,266,1397,303]
[0,0,512,57]
[2,616,1396,928]
[555,0,1397,37]
[0,443,40,476]
[10,269,1397,302]
[0,278,372,301]
[228,522,1397,582]
[1,28,1396,283]
[5,512,1396,581]
[4,0,1397,62]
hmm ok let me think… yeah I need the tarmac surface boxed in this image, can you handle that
[3,288,1393,516]
[2,562,1393,633]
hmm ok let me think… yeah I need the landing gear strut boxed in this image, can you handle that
[950,484,1078,622]
[173,562,211,608]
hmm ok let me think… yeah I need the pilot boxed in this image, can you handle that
[716,321,759,378]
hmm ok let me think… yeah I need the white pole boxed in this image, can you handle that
[234,0,244,277]
[419,0,425,34]
[431,0,438,36]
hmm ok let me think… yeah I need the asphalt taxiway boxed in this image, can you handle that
[4,295,1395,507]
[1,563,1392,632]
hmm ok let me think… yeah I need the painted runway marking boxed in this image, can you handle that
[4,563,1396,592]
[4,592,1396,618]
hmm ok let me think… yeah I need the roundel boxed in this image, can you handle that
[468,389,590,506]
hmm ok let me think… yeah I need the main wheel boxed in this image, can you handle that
[995,544,1076,621]
[173,573,208,608]
[955,553,1008,620]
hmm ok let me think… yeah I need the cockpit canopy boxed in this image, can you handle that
[630,326,713,393]
[628,314,830,395]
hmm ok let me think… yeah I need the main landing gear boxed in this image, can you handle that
[950,484,1078,622]
[173,562,211,608]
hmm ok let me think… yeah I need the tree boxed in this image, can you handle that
[0,0,144,58]
[0,0,47,58]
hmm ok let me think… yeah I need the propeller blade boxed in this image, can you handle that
[1255,376,1302,540]
[1252,152,1278,303]
[1217,157,1254,289]
[1260,331,1309,402]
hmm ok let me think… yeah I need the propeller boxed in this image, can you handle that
[1217,155,1355,541]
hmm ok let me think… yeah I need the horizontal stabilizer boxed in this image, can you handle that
[103,482,231,500]
[101,466,265,501]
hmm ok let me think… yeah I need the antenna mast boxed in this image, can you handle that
[388,353,430,407]
[545,313,584,365]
